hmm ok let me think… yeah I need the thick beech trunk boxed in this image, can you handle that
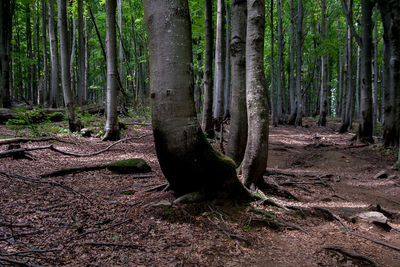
[103,0,120,141]
[58,0,81,132]
[227,0,247,166]
[241,0,269,188]
[201,0,215,138]
[143,0,247,198]
[40,0,48,106]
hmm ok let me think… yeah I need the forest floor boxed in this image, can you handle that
[0,117,399,266]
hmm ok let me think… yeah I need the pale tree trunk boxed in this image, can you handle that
[77,0,86,106]
[276,0,283,124]
[41,0,48,106]
[295,0,304,127]
[143,0,248,198]
[201,0,215,138]
[118,0,123,97]
[32,2,38,104]
[0,0,13,108]
[70,14,76,103]
[358,0,374,143]
[84,16,89,104]
[103,0,120,141]
[26,4,33,101]
[318,0,328,127]
[58,0,81,132]
[224,0,231,119]
[227,0,247,166]
[241,0,269,189]
[337,45,342,117]
[49,0,59,108]
[270,0,277,127]
[356,45,361,119]
[213,0,226,131]
[288,0,296,124]
[372,9,379,125]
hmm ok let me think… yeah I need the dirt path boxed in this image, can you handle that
[0,119,399,266]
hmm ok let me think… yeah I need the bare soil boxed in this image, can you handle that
[1,118,399,266]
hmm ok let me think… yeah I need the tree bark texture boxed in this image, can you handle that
[143,0,247,198]
[241,0,269,188]
[77,0,87,106]
[318,0,328,127]
[58,0,81,132]
[103,0,120,141]
[276,0,284,124]
[227,0,247,166]
[288,0,297,124]
[49,0,59,108]
[0,0,13,108]
[41,0,48,106]
[295,0,304,127]
[201,0,215,138]
[270,0,277,127]
[224,0,231,119]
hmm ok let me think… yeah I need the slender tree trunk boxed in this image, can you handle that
[201,0,215,138]
[143,0,248,198]
[32,2,38,104]
[227,0,247,166]
[276,0,284,124]
[70,14,76,104]
[356,45,361,119]
[241,0,269,188]
[295,0,304,127]
[372,9,379,125]
[41,0,48,106]
[84,16,89,104]
[358,0,374,143]
[49,0,59,108]
[318,0,328,126]
[224,0,231,119]
[337,46,343,117]
[77,0,86,106]
[103,0,120,141]
[26,3,33,102]
[118,0,123,97]
[213,0,226,131]
[58,0,81,132]
[288,0,296,124]
[270,0,277,127]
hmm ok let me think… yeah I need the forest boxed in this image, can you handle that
[0,0,400,266]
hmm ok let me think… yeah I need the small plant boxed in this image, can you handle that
[78,110,97,126]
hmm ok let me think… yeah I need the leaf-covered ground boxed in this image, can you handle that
[0,118,399,266]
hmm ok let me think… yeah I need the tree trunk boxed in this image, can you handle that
[276,0,284,124]
[213,0,226,131]
[103,0,120,141]
[58,0,81,132]
[49,0,59,108]
[69,14,76,105]
[295,0,304,127]
[372,10,379,125]
[288,0,296,124]
[241,0,269,188]
[356,45,361,119]
[32,2,38,104]
[318,0,328,127]
[26,3,33,102]
[118,0,123,99]
[358,0,374,143]
[270,0,277,127]
[41,0,48,106]
[143,0,247,198]
[224,0,231,119]
[0,0,13,108]
[227,0,247,166]
[201,0,215,138]
[77,0,86,106]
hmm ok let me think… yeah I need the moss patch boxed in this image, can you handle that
[106,158,151,174]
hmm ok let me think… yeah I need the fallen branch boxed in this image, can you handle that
[323,245,377,266]
[75,219,131,239]
[0,256,44,267]
[0,137,62,145]
[0,230,44,241]
[313,207,349,231]
[82,242,144,250]
[40,165,106,178]
[0,171,92,203]
[349,232,400,252]
[0,145,51,158]
[0,248,62,257]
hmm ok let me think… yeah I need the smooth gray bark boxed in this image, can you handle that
[58,0,81,132]
[143,0,248,198]
[77,0,86,106]
[201,0,215,138]
[227,0,247,166]
[69,14,76,103]
[372,10,379,125]
[276,0,283,124]
[103,0,120,141]
[224,0,231,118]
[270,0,277,127]
[49,0,59,108]
[288,0,296,124]
[241,0,269,188]
[41,0,48,106]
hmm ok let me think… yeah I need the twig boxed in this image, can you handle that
[82,242,143,250]
[0,256,44,267]
[0,171,92,204]
[0,145,51,158]
[142,183,169,193]
[180,244,193,267]
[0,137,62,145]
[125,122,151,126]
[323,245,377,266]
[313,207,349,231]
[75,219,131,239]
[0,222,33,228]
[131,174,156,179]
[0,248,62,256]
[349,232,400,252]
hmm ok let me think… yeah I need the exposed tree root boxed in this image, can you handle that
[323,245,377,266]
[349,232,400,252]
[142,183,169,193]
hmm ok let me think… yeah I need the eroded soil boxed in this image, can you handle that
[1,118,399,266]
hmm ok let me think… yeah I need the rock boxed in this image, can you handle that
[152,200,172,207]
[374,170,388,179]
[106,158,151,174]
[356,211,388,224]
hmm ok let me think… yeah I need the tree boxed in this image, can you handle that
[270,0,277,127]
[103,0,120,141]
[40,0,48,106]
[288,0,297,124]
[0,0,14,108]
[49,0,59,108]
[77,0,87,106]
[58,0,81,132]
[201,0,215,138]
[241,0,269,188]
[318,0,328,127]
[227,0,247,166]
[143,0,247,198]
[276,0,284,124]
[295,0,304,127]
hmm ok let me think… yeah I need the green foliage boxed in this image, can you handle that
[78,110,97,126]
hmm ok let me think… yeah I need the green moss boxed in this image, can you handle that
[106,158,151,174]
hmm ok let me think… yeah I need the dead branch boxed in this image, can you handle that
[313,207,349,231]
[0,256,44,267]
[0,222,33,228]
[0,145,51,158]
[0,248,62,257]
[349,232,400,252]
[0,230,44,241]
[0,137,61,145]
[82,242,144,250]
[131,174,156,179]
[323,245,377,266]
[40,165,106,178]
[75,219,131,239]
[0,171,92,203]
[142,183,169,193]
[125,122,151,126]
[266,169,296,177]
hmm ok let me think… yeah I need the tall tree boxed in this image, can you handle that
[288,0,297,124]
[372,9,379,125]
[41,0,48,106]
[201,0,215,138]
[224,0,231,119]
[143,0,247,198]
[77,0,86,106]
[241,0,269,188]
[0,0,14,108]
[318,0,328,127]
[49,0,59,108]
[103,0,120,141]
[58,0,81,132]
[270,0,277,127]
[276,0,284,124]
[227,0,247,166]
[213,0,226,131]
[26,3,33,102]
[295,0,304,127]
